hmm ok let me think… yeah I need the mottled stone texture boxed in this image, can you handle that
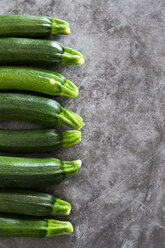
[0,0,165,247]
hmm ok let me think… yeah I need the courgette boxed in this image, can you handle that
[0,15,70,37]
[0,156,81,187]
[0,66,78,97]
[0,214,73,237]
[0,189,71,216]
[0,93,83,129]
[0,129,81,153]
[0,38,84,65]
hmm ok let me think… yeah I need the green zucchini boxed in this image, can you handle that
[0,93,83,129]
[0,156,81,187]
[0,38,84,65]
[0,15,70,37]
[0,189,71,216]
[0,66,78,97]
[0,129,81,153]
[0,214,73,237]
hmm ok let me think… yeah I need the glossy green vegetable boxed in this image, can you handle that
[0,66,78,97]
[0,93,83,129]
[0,156,81,187]
[0,214,73,237]
[0,15,70,37]
[0,129,81,153]
[0,38,84,65]
[0,189,71,216]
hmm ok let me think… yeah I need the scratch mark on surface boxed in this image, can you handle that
[77,144,165,247]
[122,201,154,233]
[155,223,165,230]
[82,144,165,214]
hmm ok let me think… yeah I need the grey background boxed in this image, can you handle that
[0,0,165,247]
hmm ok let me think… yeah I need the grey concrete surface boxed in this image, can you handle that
[0,0,164,247]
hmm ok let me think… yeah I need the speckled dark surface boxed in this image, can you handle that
[0,0,165,247]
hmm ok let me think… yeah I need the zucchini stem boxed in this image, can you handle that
[62,160,82,178]
[60,47,85,65]
[60,79,79,97]
[52,198,71,216]
[62,130,81,148]
[56,107,83,130]
[51,18,70,35]
[46,220,73,237]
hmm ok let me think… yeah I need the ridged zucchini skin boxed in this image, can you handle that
[0,38,84,65]
[0,93,83,129]
[0,129,81,153]
[0,157,81,187]
[0,66,78,97]
[0,214,73,237]
[0,189,71,216]
[0,15,70,37]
